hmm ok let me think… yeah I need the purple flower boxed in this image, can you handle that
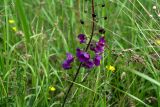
[66,53,74,63]
[62,60,72,69]
[62,53,74,70]
[78,34,86,43]
[76,48,81,57]
[76,48,90,62]
[93,55,101,66]
[83,60,94,68]
[94,36,105,54]
[94,45,104,53]
[89,36,105,54]
[98,36,105,46]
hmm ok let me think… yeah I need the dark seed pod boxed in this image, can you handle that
[90,41,96,51]
[104,16,107,20]
[92,13,96,17]
[80,19,84,24]
[99,28,105,34]
[102,4,105,7]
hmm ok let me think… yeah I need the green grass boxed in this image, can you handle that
[0,0,160,107]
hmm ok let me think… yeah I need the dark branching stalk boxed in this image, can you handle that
[62,0,95,106]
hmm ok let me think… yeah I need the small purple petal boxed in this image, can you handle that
[94,45,104,53]
[76,48,90,62]
[83,53,90,59]
[78,34,86,43]
[62,53,74,70]
[66,53,74,63]
[94,55,101,66]
[76,48,81,58]
[99,36,105,46]
[94,36,105,54]
[83,60,94,68]
[62,60,71,69]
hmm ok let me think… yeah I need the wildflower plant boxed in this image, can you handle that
[62,0,107,106]
[8,19,17,32]
[49,86,56,92]
[106,65,116,72]
[9,19,15,24]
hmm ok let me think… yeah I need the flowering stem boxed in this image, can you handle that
[85,0,95,51]
[62,63,82,107]
[62,0,95,106]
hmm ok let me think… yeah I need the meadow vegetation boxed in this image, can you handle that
[0,0,160,107]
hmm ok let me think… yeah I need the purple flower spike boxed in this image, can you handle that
[76,48,90,62]
[83,60,94,68]
[78,34,86,43]
[94,55,101,66]
[62,53,74,70]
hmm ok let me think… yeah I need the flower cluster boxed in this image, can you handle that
[62,34,105,70]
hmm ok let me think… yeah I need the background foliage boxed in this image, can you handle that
[0,0,160,107]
